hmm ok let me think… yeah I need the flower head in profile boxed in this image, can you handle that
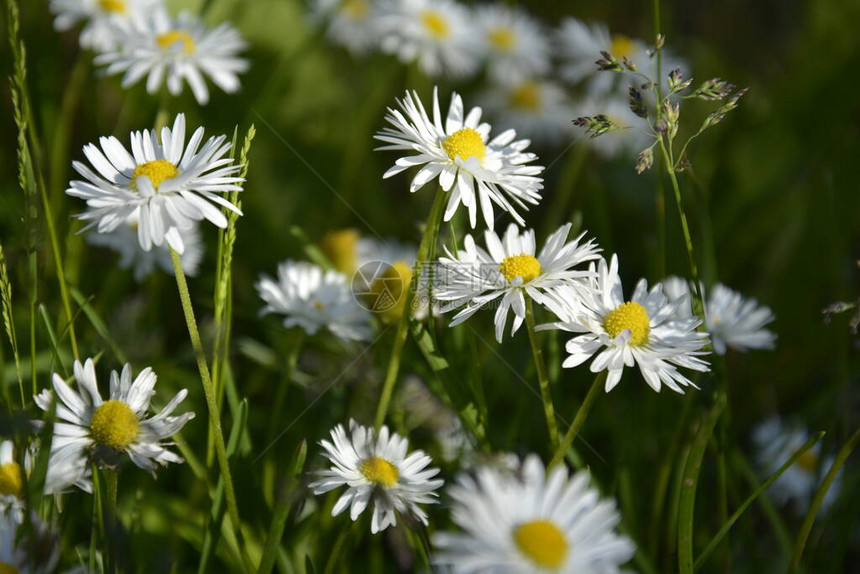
[378,0,480,78]
[475,4,550,84]
[309,419,443,533]
[66,113,244,254]
[545,255,710,393]
[375,88,545,230]
[0,441,28,521]
[480,78,575,145]
[34,359,194,494]
[435,223,600,342]
[96,9,248,105]
[256,260,373,342]
[434,454,635,573]
[50,0,161,52]
[311,0,384,55]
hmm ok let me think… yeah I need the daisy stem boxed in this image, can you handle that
[169,249,252,572]
[524,297,559,451]
[549,370,606,469]
[104,469,119,574]
[373,185,447,430]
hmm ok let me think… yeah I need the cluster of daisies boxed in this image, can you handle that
[312,0,681,150]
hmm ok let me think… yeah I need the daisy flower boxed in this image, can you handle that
[50,0,161,52]
[96,9,248,105]
[86,215,203,281]
[375,88,545,230]
[0,511,60,574]
[311,0,384,55]
[378,0,480,78]
[479,78,576,145]
[753,417,842,514]
[475,3,551,84]
[435,223,600,342]
[433,454,635,573]
[34,358,194,494]
[659,277,777,355]
[256,260,373,342]
[545,255,710,393]
[0,441,27,521]
[66,113,244,255]
[309,419,444,533]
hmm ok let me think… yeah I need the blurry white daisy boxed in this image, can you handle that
[434,454,635,573]
[309,419,444,533]
[311,0,384,55]
[378,0,480,78]
[0,441,27,521]
[34,358,194,493]
[753,417,842,514]
[256,260,373,341]
[66,113,244,254]
[475,4,550,84]
[545,255,710,393]
[659,277,777,355]
[86,215,203,281]
[96,9,248,105]
[574,95,651,159]
[0,510,60,574]
[480,78,575,145]
[375,88,545,230]
[435,222,600,342]
[50,0,160,52]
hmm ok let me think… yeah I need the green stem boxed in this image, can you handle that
[266,331,305,444]
[524,297,559,450]
[550,370,606,468]
[105,470,118,574]
[544,142,588,234]
[323,525,351,574]
[169,249,252,572]
[374,185,447,429]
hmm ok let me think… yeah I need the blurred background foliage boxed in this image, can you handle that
[1,0,859,572]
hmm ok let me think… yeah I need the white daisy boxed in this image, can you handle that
[545,255,710,393]
[309,419,444,533]
[475,3,550,84]
[753,417,842,514]
[0,510,60,574]
[0,441,27,521]
[34,358,194,494]
[375,88,545,230]
[86,214,203,281]
[433,454,635,573]
[50,0,161,52]
[311,0,384,55]
[659,278,777,355]
[66,113,244,255]
[435,223,600,342]
[96,9,248,105]
[479,78,576,145]
[256,260,373,342]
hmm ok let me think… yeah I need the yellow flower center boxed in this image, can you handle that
[442,128,486,163]
[319,229,360,274]
[340,0,369,18]
[360,456,399,487]
[609,34,636,59]
[370,261,413,324]
[603,301,651,346]
[421,9,450,39]
[0,563,20,574]
[509,81,541,112]
[795,449,819,472]
[0,462,23,497]
[488,27,516,51]
[90,400,139,450]
[513,520,569,570]
[499,254,541,284]
[313,301,324,311]
[156,30,197,54]
[131,159,179,192]
[98,0,126,13]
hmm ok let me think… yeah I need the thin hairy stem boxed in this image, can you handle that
[550,371,606,468]
[525,297,559,450]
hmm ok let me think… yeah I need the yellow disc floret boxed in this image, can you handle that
[442,128,487,163]
[319,229,360,274]
[360,456,399,487]
[98,0,126,13]
[509,81,541,112]
[421,10,450,39]
[609,34,636,59]
[0,462,23,497]
[341,0,369,18]
[795,449,819,472]
[499,254,541,284]
[156,30,197,54]
[513,520,569,570]
[90,400,139,450]
[131,159,179,192]
[488,27,516,51]
[603,301,651,346]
